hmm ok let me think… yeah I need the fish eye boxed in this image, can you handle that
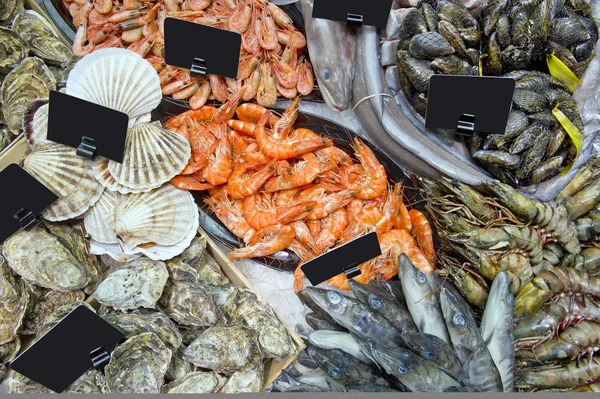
[417,271,427,284]
[353,316,369,333]
[397,361,410,374]
[506,294,514,306]
[322,69,332,81]
[454,314,466,326]
[368,295,384,310]
[327,291,342,304]
[328,366,344,380]
[422,350,435,360]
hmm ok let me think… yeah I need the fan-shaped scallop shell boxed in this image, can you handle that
[84,189,121,244]
[66,48,161,125]
[23,99,49,149]
[86,240,141,263]
[92,159,148,195]
[114,184,199,249]
[107,122,191,191]
[23,143,104,221]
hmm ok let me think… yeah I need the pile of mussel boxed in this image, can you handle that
[0,0,75,152]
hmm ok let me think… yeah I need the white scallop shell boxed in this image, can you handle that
[31,103,49,146]
[86,240,141,264]
[84,189,121,244]
[114,184,199,248]
[92,159,150,195]
[23,142,105,221]
[66,48,161,125]
[86,235,194,262]
[134,222,198,261]
[107,122,191,191]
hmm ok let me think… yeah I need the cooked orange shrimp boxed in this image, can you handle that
[227,119,257,137]
[190,0,211,11]
[350,138,387,200]
[209,74,229,103]
[281,44,298,70]
[73,20,95,56]
[181,123,217,174]
[213,88,245,123]
[87,23,114,44]
[315,146,353,173]
[290,220,318,255]
[226,160,277,199]
[276,28,306,48]
[243,142,272,165]
[204,195,256,243]
[396,198,412,233]
[228,0,252,32]
[307,190,356,220]
[127,31,159,57]
[237,53,262,81]
[162,69,193,95]
[243,194,314,230]
[337,206,383,245]
[315,208,348,254]
[228,224,295,260]
[254,6,278,50]
[409,209,435,265]
[74,0,94,26]
[375,183,404,236]
[262,153,320,192]
[123,0,147,10]
[307,219,322,238]
[236,103,279,125]
[171,175,215,191]
[257,61,278,107]
[242,68,261,101]
[272,54,298,89]
[189,79,211,109]
[201,135,233,185]
[272,96,300,139]
[297,56,314,96]
[273,187,302,207]
[373,229,433,276]
[293,263,308,294]
[165,106,217,129]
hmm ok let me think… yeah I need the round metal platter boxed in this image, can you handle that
[155,98,424,273]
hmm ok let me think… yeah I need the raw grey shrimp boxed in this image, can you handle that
[514,357,600,389]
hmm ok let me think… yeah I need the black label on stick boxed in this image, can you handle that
[312,0,394,28]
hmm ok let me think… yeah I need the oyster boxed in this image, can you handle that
[182,325,262,374]
[158,260,222,327]
[166,348,195,382]
[30,37,75,69]
[219,363,264,393]
[22,99,49,148]
[3,227,94,291]
[114,184,199,249]
[164,371,226,394]
[0,337,20,381]
[83,189,121,244]
[107,122,191,191]
[21,289,84,335]
[36,302,96,338]
[94,258,168,311]
[225,289,296,358]
[0,27,28,74]
[207,284,238,310]
[0,124,12,152]
[11,10,58,41]
[102,310,182,350]
[23,143,104,221]
[6,370,52,394]
[65,369,109,394]
[0,0,23,22]
[105,332,172,394]
[178,235,208,268]
[196,252,229,286]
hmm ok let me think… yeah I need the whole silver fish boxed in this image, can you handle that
[300,0,355,112]
[398,254,451,344]
[308,330,375,365]
[307,346,388,386]
[480,272,515,392]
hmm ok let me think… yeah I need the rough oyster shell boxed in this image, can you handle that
[0,257,28,345]
[0,0,23,22]
[114,184,199,249]
[178,235,208,268]
[21,289,84,335]
[11,10,58,41]
[102,310,182,350]
[94,258,168,311]
[196,252,229,286]
[164,371,226,394]
[36,302,96,339]
[107,122,190,191]
[105,332,172,394]
[0,337,20,380]
[225,289,296,358]
[31,37,75,69]
[182,325,262,374]
[66,48,161,126]
[92,158,149,195]
[23,143,104,221]
[158,260,222,327]
[0,124,12,152]
[84,189,121,245]
[6,369,52,394]
[166,348,195,382]
[207,284,238,311]
[7,365,108,393]
[219,363,264,393]
[3,227,94,291]
[22,99,49,148]
[0,26,28,74]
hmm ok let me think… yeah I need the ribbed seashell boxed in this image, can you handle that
[107,122,191,191]
[114,184,199,249]
[23,143,105,221]
[134,222,198,261]
[66,48,161,126]
[92,159,149,195]
[23,99,49,149]
[83,189,121,244]
[86,240,141,263]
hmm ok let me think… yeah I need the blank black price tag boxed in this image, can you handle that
[9,305,125,393]
[0,164,58,242]
[301,232,382,286]
[312,0,394,28]
[47,91,128,163]
[164,17,241,79]
[425,75,516,135]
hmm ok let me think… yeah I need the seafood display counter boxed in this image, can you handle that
[1,0,600,394]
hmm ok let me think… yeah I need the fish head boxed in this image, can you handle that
[301,287,348,318]
[372,347,417,377]
[488,271,513,311]
[316,58,354,112]
[398,254,430,293]
[348,280,386,311]
[439,285,475,337]
[307,347,346,381]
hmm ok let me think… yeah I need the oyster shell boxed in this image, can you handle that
[225,289,296,358]
[178,235,208,268]
[23,142,104,221]
[166,348,195,382]
[6,370,52,394]
[65,369,109,394]
[0,27,28,74]
[21,289,85,335]
[207,284,238,310]
[102,310,182,350]
[196,252,229,286]
[94,258,168,311]
[66,48,161,126]
[107,122,190,191]
[11,10,57,41]
[36,302,96,339]
[0,124,12,152]
[0,280,28,344]
[164,371,226,393]
[84,189,121,245]
[182,325,262,374]
[0,0,23,22]
[219,363,264,393]
[105,332,172,394]
[114,184,199,249]
[22,99,49,148]
[3,227,94,291]
[0,337,20,381]
[158,260,222,327]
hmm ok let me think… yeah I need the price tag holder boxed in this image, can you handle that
[164,17,241,79]
[0,164,58,242]
[312,0,394,28]
[425,75,516,136]
[9,305,125,393]
[47,91,129,163]
[301,232,382,286]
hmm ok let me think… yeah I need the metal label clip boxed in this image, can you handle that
[343,263,362,279]
[13,208,39,231]
[76,136,97,159]
[456,113,476,136]
[190,57,208,78]
[346,13,363,27]
[90,347,111,370]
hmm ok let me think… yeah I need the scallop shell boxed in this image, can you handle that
[23,142,104,221]
[92,159,149,195]
[107,122,191,191]
[84,189,121,244]
[114,184,199,248]
[86,240,141,263]
[66,48,161,125]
